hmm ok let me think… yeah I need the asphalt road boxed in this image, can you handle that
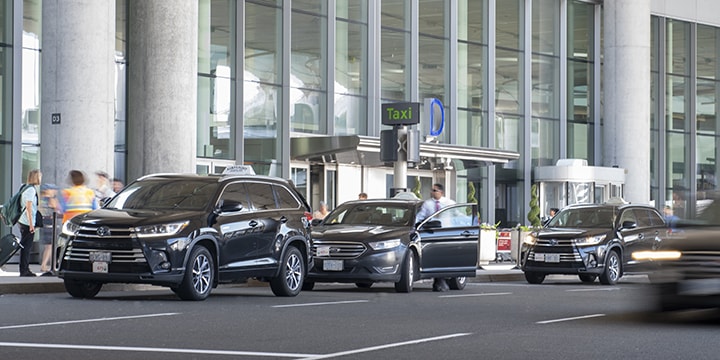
[1,276,719,360]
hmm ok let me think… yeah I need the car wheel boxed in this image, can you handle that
[302,281,315,291]
[175,245,214,301]
[394,251,416,293]
[270,246,305,297]
[599,250,621,285]
[579,274,597,283]
[448,277,467,290]
[524,271,546,284]
[64,278,102,299]
[355,282,373,289]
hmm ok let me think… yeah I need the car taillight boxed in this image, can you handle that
[304,211,313,221]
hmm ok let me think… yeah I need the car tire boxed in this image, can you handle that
[302,281,315,291]
[175,245,214,301]
[579,274,597,283]
[394,251,416,293]
[448,277,467,290]
[599,250,621,285]
[355,282,373,289]
[524,271,546,284]
[64,278,102,299]
[270,246,305,297]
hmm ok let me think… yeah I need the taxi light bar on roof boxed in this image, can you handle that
[222,165,256,176]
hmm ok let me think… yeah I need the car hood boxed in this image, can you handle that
[535,227,609,239]
[71,208,206,227]
[312,225,410,242]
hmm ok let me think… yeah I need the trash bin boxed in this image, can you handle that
[478,229,497,266]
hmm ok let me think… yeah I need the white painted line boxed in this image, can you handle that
[272,300,369,308]
[0,313,179,330]
[566,288,620,292]
[0,342,318,358]
[298,333,473,360]
[438,292,512,298]
[536,313,605,324]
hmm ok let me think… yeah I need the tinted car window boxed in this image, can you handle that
[107,179,217,210]
[633,208,653,227]
[548,207,614,228]
[324,204,414,226]
[427,204,478,227]
[274,185,301,209]
[219,182,251,212]
[619,209,637,226]
[246,182,276,210]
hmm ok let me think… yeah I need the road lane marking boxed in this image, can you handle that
[438,292,512,298]
[566,288,620,292]
[0,313,179,330]
[298,333,473,360]
[536,313,605,324]
[0,342,318,358]
[272,300,369,308]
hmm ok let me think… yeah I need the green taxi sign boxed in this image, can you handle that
[382,102,420,126]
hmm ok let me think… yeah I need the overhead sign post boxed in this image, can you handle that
[381,102,420,196]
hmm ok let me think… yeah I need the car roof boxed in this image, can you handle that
[342,199,423,206]
[562,202,656,211]
[136,173,292,185]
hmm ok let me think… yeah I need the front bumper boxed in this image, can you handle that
[521,243,609,275]
[307,248,404,283]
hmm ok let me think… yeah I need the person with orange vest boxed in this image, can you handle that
[59,170,98,223]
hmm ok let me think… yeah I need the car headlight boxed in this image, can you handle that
[632,250,682,261]
[61,221,80,236]
[523,234,537,245]
[369,239,402,250]
[134,221,189,238]
[574,234,606,245]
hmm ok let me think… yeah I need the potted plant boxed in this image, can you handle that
[478,221,500,265]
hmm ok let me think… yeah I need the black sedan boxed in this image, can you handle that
[305,199,479,293]
[632,194,720,311]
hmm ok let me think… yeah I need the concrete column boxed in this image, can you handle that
[126,1,197,180]
[40,0,116,186]
[602,0,651,204]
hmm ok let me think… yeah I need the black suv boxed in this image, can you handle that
[520,200,666,285]
[57,168,313,301]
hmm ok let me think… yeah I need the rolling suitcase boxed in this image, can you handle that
[0,233,22,267]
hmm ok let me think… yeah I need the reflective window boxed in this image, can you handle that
[335,0,368,135]
[381,0,409,101]
[291,2,327,133]
[246,182,276,210]
[220,182,251,212]
[274,185,301,209]
[567,1,594,163]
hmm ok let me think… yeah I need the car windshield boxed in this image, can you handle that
[547,207,615,229]
[323,204,414,226]
[105,179,218,211]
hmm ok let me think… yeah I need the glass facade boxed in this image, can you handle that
[6,0,720,229]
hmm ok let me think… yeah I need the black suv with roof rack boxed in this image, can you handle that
[520,199,666,285]
[57,167,313,300]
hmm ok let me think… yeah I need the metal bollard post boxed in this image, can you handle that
[51,212,57,274]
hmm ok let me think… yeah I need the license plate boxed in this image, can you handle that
[678,278,720,296]
[317,246,331,257]
[92,261,108,273]
[323,259,343,271]
[89,251,112,263]
[544,253,560,263]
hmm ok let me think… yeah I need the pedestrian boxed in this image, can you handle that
[94,171,116,204]
[38,183,61,276]
[59,170,98,224]
[663,205,679,228]
[112,178,124,193]
[358,192,368,200]
[17,169,42,277]
[313,201,330,220]
[543,207,559,226]
[415,183,456,292]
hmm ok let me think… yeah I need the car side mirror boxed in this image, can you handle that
[219,200,243,213]
[421,219,442,229]
[620,220,637,230]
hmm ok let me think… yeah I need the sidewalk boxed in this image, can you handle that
[0,263,526,295]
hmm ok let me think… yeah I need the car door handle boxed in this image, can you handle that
[249,220,258,227]
[461,231,477,237]
[638,233,644,240]
[279,216,288,223]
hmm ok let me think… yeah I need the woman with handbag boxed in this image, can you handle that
[17,169,42,277]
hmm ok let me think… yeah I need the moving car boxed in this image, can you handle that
[521,199,666,285]
[304,199,479,293]
[632,193,720,311]
[57,166,313,301]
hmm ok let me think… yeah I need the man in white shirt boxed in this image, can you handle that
[415,183,456,292]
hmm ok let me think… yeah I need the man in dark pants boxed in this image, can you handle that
[417,183,456,292]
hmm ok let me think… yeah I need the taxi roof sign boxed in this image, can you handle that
[222,165,256,176]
